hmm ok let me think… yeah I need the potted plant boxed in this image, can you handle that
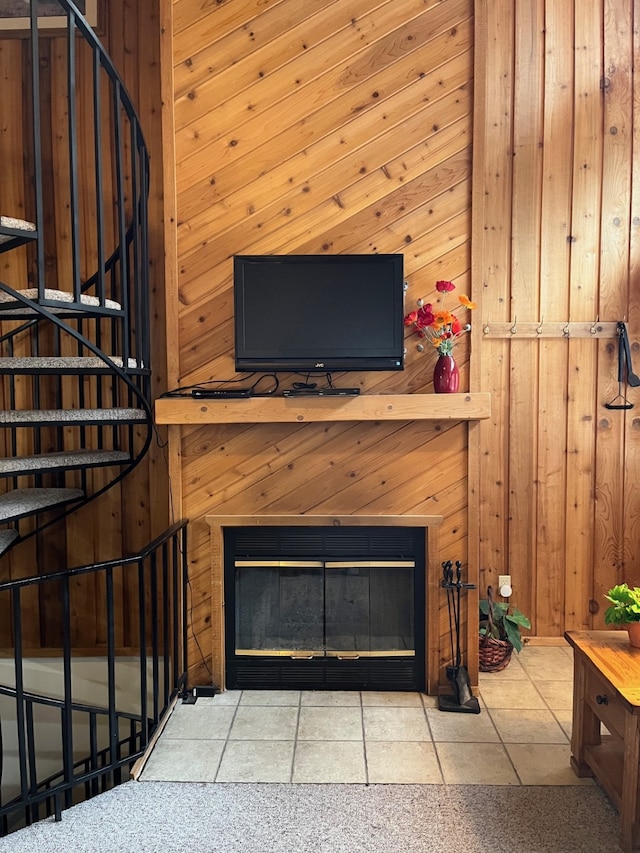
[604,583,640,647]
[479,585,531,672]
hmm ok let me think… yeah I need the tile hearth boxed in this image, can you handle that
[140,644,591,787]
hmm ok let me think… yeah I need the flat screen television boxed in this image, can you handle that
[233,254,405,372]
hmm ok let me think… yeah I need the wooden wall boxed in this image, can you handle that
[164,0,476,686]
[3,0,635,675]
[473,0,640,635]
[0,0,169,648]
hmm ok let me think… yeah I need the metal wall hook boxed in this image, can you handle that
[590,316,599,335]
[536,316,544,335]
[510,316,517,335]
[483,318,490,335]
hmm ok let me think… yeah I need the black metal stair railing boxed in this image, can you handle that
[0,0,152,556]
[0,520,188,836]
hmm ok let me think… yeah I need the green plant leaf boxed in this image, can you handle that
[502,618,523,652]
[505,609,531,629]
[604,584,640,623]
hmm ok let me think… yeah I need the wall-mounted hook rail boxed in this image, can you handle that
[481,321,618,339]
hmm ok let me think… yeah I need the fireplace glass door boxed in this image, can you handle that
[324,562,415,657]
[234,559,415,659]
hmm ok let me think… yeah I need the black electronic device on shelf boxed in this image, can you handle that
[283,387,360,397]
[233,254,405,374]
[191,388,252,399]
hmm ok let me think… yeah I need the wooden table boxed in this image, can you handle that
[565,630,640,853]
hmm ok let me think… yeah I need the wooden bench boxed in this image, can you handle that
[565,630,640,853]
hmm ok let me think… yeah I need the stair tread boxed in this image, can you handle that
[0,487,84,521]
[0,216,36,242]
[0,449,130,475]
[0,216,36,231]
[0,529,19,556]
[0,408,147,424]
[0,288,121,312]
[0,356,144,370]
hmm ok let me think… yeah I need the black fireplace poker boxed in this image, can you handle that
[438,560,481,715]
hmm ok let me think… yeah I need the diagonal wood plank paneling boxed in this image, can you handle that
[170,0,474,688]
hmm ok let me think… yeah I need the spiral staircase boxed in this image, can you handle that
[0,1,153,561]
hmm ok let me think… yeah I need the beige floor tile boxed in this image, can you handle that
[297,706,363,741]
[425,707,500,742]
[216,740,294,783]
[200,690,242,706]
[489,708,569,743]
[366,741,444,784]
[519,654,574,682]
[479,679,546,710]
[146,658,588,788]
[140,738,225,782]
[161,703,236,739]
[239,690,301,706]
[300,690,361,707]
[552,708,573,740]
[478,655,529,681]
[506,743,595,785]
[520,643,570,658]
[435,742,520,785]
[229,705,299,740]
[534,680,574,711]
[363,706,430,742]
[518,646,572,674]
[361,691,424,707]
[292,740,366,783]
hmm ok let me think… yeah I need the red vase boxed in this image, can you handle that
[433,354,460,393]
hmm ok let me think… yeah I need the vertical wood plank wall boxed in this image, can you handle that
[167,0,476,686]
[0,0,169,649]
[473,0,640,636]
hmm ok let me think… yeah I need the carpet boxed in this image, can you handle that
[0,782,624,853]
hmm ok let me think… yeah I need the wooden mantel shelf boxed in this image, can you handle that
[154,392,491,424]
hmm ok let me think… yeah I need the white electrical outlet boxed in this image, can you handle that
[498,574,513,597]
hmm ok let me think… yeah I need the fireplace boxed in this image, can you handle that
[225,526,424,690]
[207,515,443,694]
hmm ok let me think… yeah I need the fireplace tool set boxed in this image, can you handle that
[438,560,481,714]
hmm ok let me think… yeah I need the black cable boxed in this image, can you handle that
[249,373,279,395]
[157,426,214,684]
[292,371,316,390]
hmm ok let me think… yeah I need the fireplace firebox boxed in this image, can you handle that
[224,526,425,690]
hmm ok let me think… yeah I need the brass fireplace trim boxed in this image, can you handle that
[206,513,443,693]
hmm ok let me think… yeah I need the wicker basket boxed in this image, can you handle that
[479,584,514,672]
[479,635,513,672]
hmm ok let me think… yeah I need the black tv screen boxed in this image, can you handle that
[233,254,405,372]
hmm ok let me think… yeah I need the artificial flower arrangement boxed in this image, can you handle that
[404,280,476,355]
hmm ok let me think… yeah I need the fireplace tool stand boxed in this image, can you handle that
[438,560,480,714]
